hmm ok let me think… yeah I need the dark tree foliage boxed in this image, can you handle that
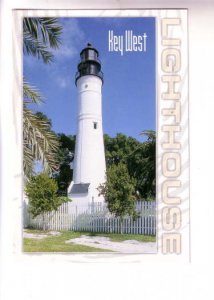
[54,134,76,194]
[30,112,75,195]
[104,133,140,166]
[104,132,156,200]
[129,130,156,199]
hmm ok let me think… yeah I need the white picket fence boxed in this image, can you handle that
[24,201,156,235]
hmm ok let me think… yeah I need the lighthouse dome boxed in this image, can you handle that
[75,43,103,85]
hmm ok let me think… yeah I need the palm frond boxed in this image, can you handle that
[23,34,54,64]
[23,79,59,177]
[38,18,62,49]
[23,17,62,63]
[140,130,156,141]
[23,18,62,48]
[23,80,44,104]
[23,107,59,177]
[23,143,35,178]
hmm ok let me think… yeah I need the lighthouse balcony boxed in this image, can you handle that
[75,69,103,84]
[75,70,103,83]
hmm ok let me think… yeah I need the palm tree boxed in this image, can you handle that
[139,130,156,199]
[140,130,156,142]
[23,18,62,178]
[23,17,62,63]
[23,81,59,178]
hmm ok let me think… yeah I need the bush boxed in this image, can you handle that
[25,173,70,229]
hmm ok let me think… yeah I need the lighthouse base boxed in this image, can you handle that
[68,181,105,213]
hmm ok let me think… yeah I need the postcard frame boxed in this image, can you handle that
[0,1,213,300]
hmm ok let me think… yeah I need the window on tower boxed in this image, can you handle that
[93,122,98,129]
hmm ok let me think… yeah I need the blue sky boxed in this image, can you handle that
[24,17,156,141]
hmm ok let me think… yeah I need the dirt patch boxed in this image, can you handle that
[23,230,62,239]
[65,235,157,253]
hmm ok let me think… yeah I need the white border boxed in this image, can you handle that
[1,1,214,300]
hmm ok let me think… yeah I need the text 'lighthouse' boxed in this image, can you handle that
[68,43,106,206]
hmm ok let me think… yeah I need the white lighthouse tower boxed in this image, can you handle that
[68,43,106,207]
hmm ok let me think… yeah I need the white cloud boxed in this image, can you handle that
[54,18,85,60]
[56,76,70,89]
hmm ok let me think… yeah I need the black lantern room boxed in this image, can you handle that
[75,43,103,85]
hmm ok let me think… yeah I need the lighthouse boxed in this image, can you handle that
[68,43,106,207]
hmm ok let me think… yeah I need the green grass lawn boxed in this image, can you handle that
[23,229,156,253]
